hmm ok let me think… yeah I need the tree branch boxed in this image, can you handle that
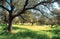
[13,0,55,18]
[6,0,10,5]
[23,0,29,9]
[20,15,30,22]
[0,5,10,12]
[30,1,55,8]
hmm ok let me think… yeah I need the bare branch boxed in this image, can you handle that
[23,0,29,9]
[13,0,56,18]
[0,5,10,12]
[20,15,30,22]
[9,0,14,12]
[6,0,10,5]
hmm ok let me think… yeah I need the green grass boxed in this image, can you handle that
[0,24,60,39]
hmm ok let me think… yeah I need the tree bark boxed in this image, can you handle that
[31,21,34,25]
[7,11,13,32]
[7,19,12,32]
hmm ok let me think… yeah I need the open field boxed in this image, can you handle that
[12,25,52,33]
[0,24,60,39]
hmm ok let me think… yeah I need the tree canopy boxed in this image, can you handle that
[0,0,60,32]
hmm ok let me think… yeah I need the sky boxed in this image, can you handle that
[53,2,60,9]
[7,0,10,3]
[0,0,11,10]
[31,2,60,19]
[7,0,11,10]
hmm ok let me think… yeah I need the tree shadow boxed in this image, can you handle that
[52,36,60,39]
[12,27,30,31]
[14,31,49,39]
[43,30,60,34]
[0,25,60,39]
[0,27,49,39]
[42,30,60,39]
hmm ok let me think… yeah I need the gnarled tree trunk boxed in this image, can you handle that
[7,12,13,32]
[7,19,12,32]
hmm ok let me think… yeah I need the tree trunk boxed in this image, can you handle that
[32,22,34,25]
[7,19,12,32]
[7,12,13,32]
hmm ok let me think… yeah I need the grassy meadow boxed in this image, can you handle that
[0,24,60,39]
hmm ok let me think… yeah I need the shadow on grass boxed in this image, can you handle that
[0,31,49,39]
[15,31,49,39]
[52,36,60,39]
[43,30,60,34]
[0,27,49,39]
[42,30,60,39]
[1,26,60,39]
[12,27,30,31]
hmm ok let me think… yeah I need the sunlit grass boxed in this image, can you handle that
[13,24,51,31]
[0,24,60,39]
[12,24,60,39]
